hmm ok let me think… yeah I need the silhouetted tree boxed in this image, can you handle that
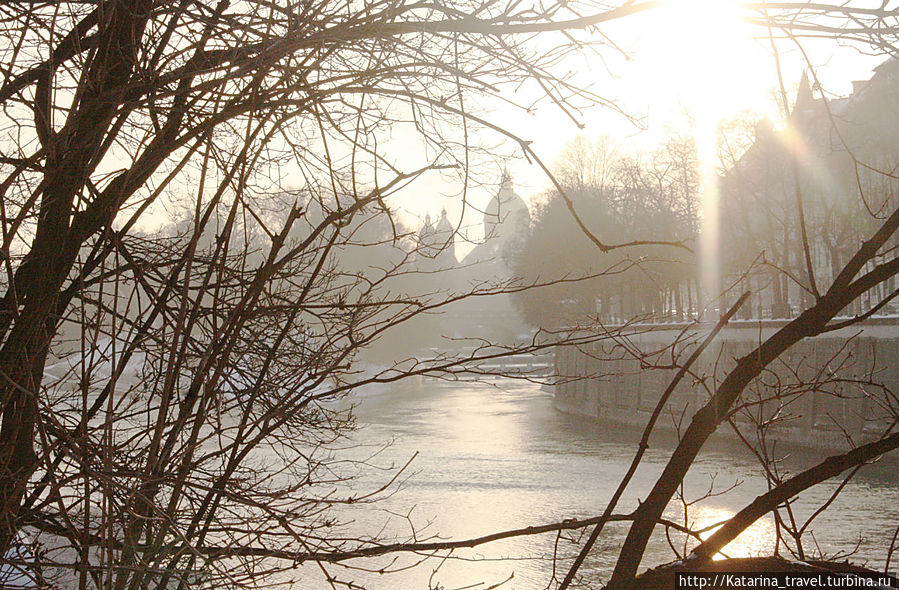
[512,137,699,327]
[0,0,657,587]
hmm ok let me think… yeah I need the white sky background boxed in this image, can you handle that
[387,0,887,261]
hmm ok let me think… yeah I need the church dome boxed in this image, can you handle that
[483,170,530,241]
[436,208,453,234]
[417,214,439,258]
[417,211,456,263]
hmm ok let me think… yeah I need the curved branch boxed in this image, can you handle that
[689,427,899,563]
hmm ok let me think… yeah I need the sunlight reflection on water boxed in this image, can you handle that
[318,379,899,590]
[690,506,777,560]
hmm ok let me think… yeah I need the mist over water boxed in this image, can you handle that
[337,379,899,590]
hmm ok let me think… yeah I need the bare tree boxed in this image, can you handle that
[4,1,899,589]
[0,0,662,587]
[512,136,699,327]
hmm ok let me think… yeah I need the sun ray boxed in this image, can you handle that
[622,0,777,313]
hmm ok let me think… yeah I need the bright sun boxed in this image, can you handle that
[627,0,776,130]
[623,0,776,312]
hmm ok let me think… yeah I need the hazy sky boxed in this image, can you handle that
[390,0,885,260]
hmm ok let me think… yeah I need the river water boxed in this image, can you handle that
[330,379,898,590]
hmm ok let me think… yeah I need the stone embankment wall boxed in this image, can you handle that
[553,319,899,453]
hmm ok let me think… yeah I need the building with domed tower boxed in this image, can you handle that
[461,169,530,267]
[415,209,457,270]
[412,170,532,344]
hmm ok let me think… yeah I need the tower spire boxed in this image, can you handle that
[793,69,815,114]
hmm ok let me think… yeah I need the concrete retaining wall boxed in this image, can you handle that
[553,320,899,453]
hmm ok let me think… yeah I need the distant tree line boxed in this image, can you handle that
[512,136,700,327]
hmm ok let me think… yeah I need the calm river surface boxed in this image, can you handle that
[330,379,899,590]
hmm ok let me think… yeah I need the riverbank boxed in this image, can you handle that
[553,322,899,457]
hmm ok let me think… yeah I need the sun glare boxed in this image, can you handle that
[624,0,774,313]
[633,0,771,125]
[692,505,777,559]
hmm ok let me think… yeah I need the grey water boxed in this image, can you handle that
[333,379,898,590]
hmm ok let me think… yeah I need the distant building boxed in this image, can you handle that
[719,57,899,319]
[464,169,531,265]
[414,171,532,343]
[416,209,456,269]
